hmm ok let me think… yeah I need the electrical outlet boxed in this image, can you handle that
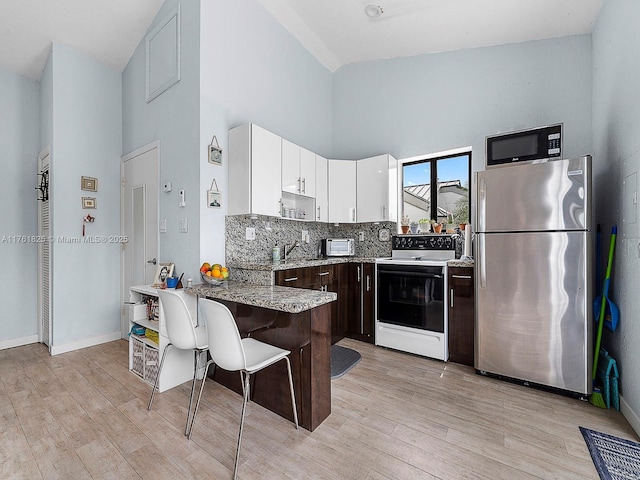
[246,227,256,240]
[359,231,365,242]
[302,230,309,243]
[159,219,167,233]
[179,218,188,233]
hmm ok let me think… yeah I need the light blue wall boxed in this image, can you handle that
[0,68,39,345]
[593,0,640,428]
[45,44,122,347]
[333,36,593,168]
[122,0,201,284]
[198,0,333,265]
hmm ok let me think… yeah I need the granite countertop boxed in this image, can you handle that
[447,259,475,267]
[230,256,379,271]
[232,257,474,271]
[186,281,337,313]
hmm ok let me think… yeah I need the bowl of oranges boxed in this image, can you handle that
[200,262,230,285]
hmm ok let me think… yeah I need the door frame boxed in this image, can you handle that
[120,140,160,338]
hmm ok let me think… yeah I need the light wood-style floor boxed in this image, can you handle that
[1,338,636,479]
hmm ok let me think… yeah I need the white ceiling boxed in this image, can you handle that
[0,0,164,80]
[257,0,605,71]
[1,0,604,81]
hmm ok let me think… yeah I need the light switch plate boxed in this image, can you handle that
[246,227,256,241]
[160,219,167,233]
[179,218,188,233]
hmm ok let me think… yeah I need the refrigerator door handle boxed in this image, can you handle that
[478,176,486,232]
[478,234,486,288]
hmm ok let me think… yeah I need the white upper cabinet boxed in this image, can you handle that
[300,147,316,198]
[282,139,316,197]
[229,123,282,217]
[315,154,328,222]
[281,139,300,195]
[356,154,398,223]
[328,159,357,223]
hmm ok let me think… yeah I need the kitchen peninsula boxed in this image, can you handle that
[187,281,336,431]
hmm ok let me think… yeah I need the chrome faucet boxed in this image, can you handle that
[284,241,300,261]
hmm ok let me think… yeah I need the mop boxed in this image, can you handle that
[590,226,616,408]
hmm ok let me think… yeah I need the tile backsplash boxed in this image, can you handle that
[225,214,396,263]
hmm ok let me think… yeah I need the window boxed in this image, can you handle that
[402,150,471,227]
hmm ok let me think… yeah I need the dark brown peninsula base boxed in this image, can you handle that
[209,300,331,431]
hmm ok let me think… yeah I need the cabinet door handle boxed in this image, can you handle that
[317,206,321,220]
[366,275,371,292]
[318,272,329,276]
[450,289,454,307]
[297,178,301,193]
[284,277,298,282]
[452,275,472,279]
[382,205,386,220]
[357,266,361,282]
[302,178,306,194]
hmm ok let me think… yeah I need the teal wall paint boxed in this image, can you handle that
[198,0,333,266]
[43,43,122,348]
[332,36,593,165]
[122,0,201,285]
[593,0,640,428]
[0,68,40,343]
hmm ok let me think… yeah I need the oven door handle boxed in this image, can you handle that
[378,270,443,279]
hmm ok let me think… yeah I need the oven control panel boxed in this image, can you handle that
[392,234,456,251]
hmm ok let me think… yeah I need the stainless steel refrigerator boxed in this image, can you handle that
[475,156,592,395]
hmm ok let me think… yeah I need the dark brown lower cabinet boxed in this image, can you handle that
[448,266,475,366]
[347,262,375,344]
[275,264,348,344]
[208,300,331,431]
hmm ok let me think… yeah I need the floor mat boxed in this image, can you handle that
[580,426,640,480]
[331,345,361,379]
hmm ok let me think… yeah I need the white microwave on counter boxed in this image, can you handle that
[321,238,355,257]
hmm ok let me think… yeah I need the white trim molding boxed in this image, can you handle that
[621,394,640,438]
[50,331,122,356]
[0,335,39,351]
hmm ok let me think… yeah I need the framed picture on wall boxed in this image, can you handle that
[81,176,98,192]
[207,190,221,208]
[207,178,221,208]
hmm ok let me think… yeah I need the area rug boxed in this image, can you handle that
[580,426,640,479]
[331,345,361,379]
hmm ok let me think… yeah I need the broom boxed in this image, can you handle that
[590,226,617,408]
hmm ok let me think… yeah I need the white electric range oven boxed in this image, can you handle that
[375,234,457,361]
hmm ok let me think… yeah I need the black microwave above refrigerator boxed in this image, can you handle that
[486,123,562,167]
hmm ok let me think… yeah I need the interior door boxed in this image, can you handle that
[37,147,51,350]
[121,143,159,338]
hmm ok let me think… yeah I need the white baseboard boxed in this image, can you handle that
[0,335,39,351]
[50,331,121,356]
[621,394,640,437]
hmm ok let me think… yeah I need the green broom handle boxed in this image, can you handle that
[592,226,617,380]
